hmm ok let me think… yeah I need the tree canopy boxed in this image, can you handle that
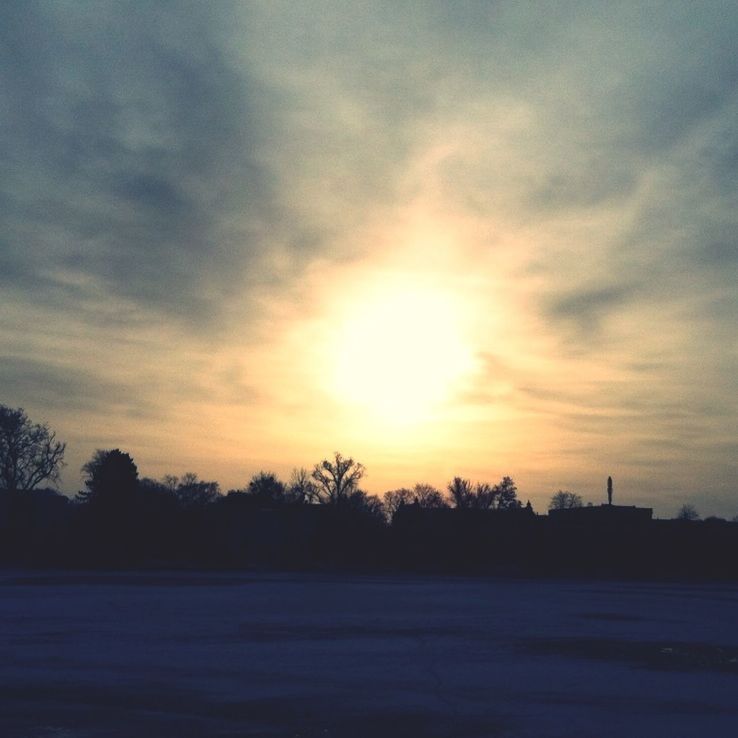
[447,476,520,510]
[80,449,138,505]
[246,471,286,506]
[311,452,365,505]
[383,487,414,518]
[549,490,583,510]
[412,483,447,509]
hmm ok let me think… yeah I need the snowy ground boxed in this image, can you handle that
[0,572,736,737]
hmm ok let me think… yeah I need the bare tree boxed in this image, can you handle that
[549,490,583,510]
[474,482,497,510]
[383,487,414,518]
[412,483,448,509]
[676,503,700,521]
[0,404,66,492]
[161,474,179,493]
[287,467,319,504]
[175,473,220,508]
[311,452,365,505]
[447,477,474,508]
[448,476,521,510]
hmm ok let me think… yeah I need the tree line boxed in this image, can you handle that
[2,403,737,578]
[1,403,530,520]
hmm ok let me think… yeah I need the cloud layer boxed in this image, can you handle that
[1,1,736,515]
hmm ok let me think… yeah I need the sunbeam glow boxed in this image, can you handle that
[329,283,476,425]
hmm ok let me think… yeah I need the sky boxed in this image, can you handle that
[1,1,736,516]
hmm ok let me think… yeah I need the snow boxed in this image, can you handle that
[0,572,736,737]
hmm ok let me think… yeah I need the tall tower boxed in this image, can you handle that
[607,476,613,505]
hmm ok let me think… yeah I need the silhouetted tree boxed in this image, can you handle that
[447,477,520,510]
[246,471,286,506]
[79,449,138,505]
[312,452,365,505]
[346,490,386,523]
[447,477,474,508]
[676,503,700,521]
[383,488,414,518]
[287,467,318,504]
[0,404,66,492]
[473,482,497,509]
[161,474,179,493]
[549,490,583,510]
[174,473,220,508]
[75,449,140,564]
[412,483,448,509]
[139,476,176,500]
[494,476,521,509]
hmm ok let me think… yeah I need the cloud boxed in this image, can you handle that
[0,1,736,513]
[0,0,281,326]
[0,356,125,414]
[545,284,641,337]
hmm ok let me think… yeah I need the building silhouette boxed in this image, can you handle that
[548,476,653,524]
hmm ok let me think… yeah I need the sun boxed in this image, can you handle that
[329,284,476,425]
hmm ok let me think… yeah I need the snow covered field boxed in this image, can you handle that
[0,571,736,737]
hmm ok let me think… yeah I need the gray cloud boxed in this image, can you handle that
[0,0,281,326]
[0,355,131,415]
[545,284,641,336]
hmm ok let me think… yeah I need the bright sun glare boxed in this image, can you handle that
[330,285,476,425]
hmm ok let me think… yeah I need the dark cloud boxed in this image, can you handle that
[0,0,281,325]
[0,356,131,415]
[545,284,640,336]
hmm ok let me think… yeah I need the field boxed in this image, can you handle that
[1,571,737,737]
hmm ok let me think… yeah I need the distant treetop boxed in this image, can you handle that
[549,490,583,511]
